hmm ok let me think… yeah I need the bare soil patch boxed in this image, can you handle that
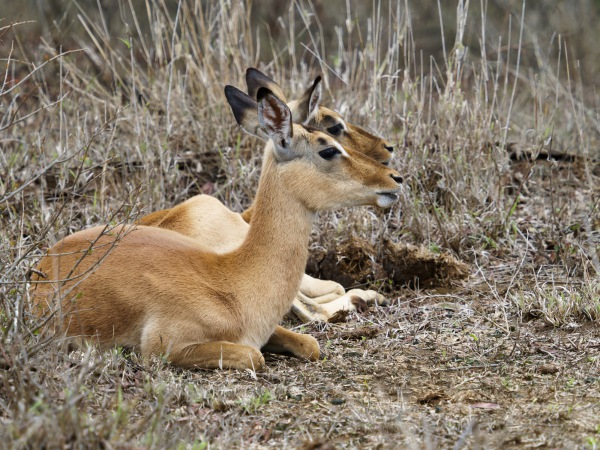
[307,237,469,291]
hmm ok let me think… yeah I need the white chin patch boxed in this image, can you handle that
[376,193,399,208]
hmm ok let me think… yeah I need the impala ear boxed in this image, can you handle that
[294,76,322,125]
[256,87,295,161]
[224,85,265,140]
[245,68,287,102]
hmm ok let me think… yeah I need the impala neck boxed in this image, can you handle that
[235,145,313,311]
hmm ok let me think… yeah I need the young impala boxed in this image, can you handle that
[30,86,402,370]
[139,68,398,322]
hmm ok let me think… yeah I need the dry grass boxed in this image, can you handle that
[1,0,599,448]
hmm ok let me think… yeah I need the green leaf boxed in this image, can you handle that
[119,37,132,49]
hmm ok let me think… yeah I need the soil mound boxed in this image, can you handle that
[306,237,469,291]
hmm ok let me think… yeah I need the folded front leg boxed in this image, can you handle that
[299,273,345,298]
[261,325,320,361]
[318,289,388,316]
[140,319,265,370]
[298,274,389,308]
[292,289,389,323]
[291,293,332,322]
[160,341,265,371]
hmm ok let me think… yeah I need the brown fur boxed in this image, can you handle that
[31,87,401,370]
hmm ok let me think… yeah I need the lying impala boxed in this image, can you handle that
[30,86,402,370]
[138,68,397,322]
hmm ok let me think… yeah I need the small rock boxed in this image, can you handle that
[538,364,559,375]
[287,386,302,401]
[300,439,338,450]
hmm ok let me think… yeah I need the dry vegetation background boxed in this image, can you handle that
[1,0,599,448]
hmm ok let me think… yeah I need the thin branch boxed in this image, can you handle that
[0,49,84,98]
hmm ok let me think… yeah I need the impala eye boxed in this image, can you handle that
[318,147,341,160]
[326,123,344,136]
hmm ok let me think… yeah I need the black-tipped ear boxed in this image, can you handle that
[246,68,287,102]
[224,85,256,126]
[256,87,295,161]
[224,85,263,139]
[294,75,322,125]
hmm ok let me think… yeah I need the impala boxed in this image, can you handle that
[30,86,402,369]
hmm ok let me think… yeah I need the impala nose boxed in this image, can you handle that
[391,174,403,184]
[384,144,394,153]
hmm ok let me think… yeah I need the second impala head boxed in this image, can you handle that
[245,68,395,165]
[225,85,402,211]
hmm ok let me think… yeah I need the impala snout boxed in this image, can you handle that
[375,189,401,208]
[391,174,403,184]
[385,166,403,185]
[373,168,402,208]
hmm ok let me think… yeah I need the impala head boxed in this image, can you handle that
[225,85,402,210]
[246,68,395,165]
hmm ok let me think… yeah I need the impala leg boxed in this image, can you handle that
[261,325,319,361]
[299,274,345,298]
[345,289,389,306]
[163,341,265,371]
[140,321,265,370]
[308,292,346,304]
[291,293,332,323]
[299,275,388,308]
[171,341,265,370]
[319,289,388,317]
[310,288,389,306]
[291,289,389,323]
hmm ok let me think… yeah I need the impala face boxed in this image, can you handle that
[246,68,395,165]
[226,85,402,212]
[303,105,395,165]
[278,126,402,210]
